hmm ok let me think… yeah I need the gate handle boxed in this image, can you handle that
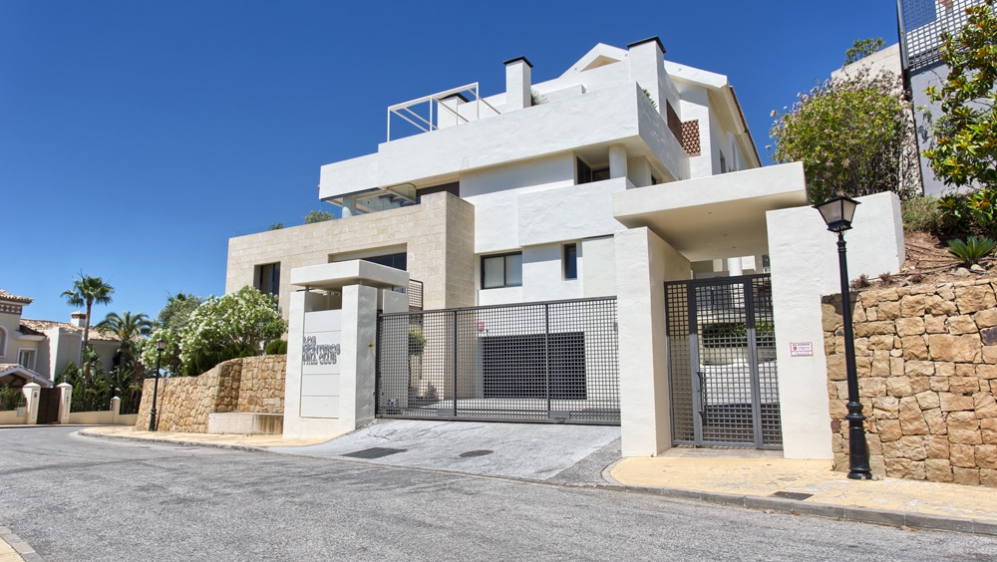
[697,371,707,424]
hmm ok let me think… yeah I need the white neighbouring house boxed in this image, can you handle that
[225,38,906,460]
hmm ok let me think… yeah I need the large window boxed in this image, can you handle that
[481,253,522,289]
[577,158,609,184]
[255,263,280,297]
[362,252,407,271]
[564,244,578,280]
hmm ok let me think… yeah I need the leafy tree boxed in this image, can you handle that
[157,293,203,333]
[268,223,285,230]
[61,273,114,383]
[304,210,334,223]
[96,311,153,381]
[843,37,885,65]
[141,293,203,377]
[177,286,286,376]
[770,69,919,203]
[923,0,997,191]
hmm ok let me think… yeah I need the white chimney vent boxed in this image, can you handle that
[70,311,87,327]
[504,56,533,112]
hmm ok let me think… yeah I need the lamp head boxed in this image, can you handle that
[156,339,167,351]
[814,195,860,233]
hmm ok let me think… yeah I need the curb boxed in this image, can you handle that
[0,525,46,562]
[78,430,997,537]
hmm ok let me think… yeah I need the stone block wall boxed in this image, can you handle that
[135,355,286,433]
[822,279,997,487]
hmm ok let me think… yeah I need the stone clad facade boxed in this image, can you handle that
[135,355,286,433]
[822,279,997,487]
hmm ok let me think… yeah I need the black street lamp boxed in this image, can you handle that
[148,339,166,432]
[814,195,871,480]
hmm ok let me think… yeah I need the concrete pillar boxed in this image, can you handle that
[340,284,379,430]
[627,37,666,113]
[615,227,691,457]
[727,257,743,277]
[437,93,467,129]
[56,382,72,424]
[22,383,40,425]
[627,157,652,188]
[342,196,358,218]
[609,145,628,180]
[111,396,121,424]
[766,191,904,459]
[504,56,533,112]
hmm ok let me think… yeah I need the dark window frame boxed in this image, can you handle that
[481,252,523,289]
[564,243,578,280]
[255,262,281,297]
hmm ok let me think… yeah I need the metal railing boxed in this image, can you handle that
[407,279,424,311]
[899,0,984,71]
[376,297,619,425]
[387,83,501,141]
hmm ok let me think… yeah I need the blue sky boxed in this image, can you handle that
[1,1,899,323]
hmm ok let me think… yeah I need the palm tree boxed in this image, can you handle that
[61,273,114,379]
[96,311,153,366]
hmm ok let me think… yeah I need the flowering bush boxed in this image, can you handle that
[770,69,919,204]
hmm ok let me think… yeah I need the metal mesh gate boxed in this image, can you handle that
[665,275,782,448]
[376,297,619,425]
[899,0,982,71]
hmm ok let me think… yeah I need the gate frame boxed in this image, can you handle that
[664,273,782,449]
[374,296,621,426]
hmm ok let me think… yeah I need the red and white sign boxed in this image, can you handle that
[790,342,813,357]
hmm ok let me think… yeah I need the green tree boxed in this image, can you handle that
[843,37,885,65]
[96,311,153,372]
[268,222,285,230]
[304,210,334,223]
[177,286,286,376]
[923,0,997,191]
[770,69,919,203]
[141,293,204,377]
[61,273,114,382]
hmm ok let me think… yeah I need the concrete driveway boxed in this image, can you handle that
[269,419,620,482]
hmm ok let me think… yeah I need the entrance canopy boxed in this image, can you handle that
[290,260,410,291]
[612,163,808,262]
[0,363,52,388]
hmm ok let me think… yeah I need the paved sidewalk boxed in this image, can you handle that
[0,526,43,562]
[610,452,997,535]
[80,425,328,449]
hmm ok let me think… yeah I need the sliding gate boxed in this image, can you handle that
[664,274,782,448]
[376,297,619,425]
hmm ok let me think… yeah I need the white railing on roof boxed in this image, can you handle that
[387,82,501,142]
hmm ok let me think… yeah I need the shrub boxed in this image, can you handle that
[850,274,871,290]
[937,188,997,238]
[901,196,940,233]
[948,236,997,265]
[265,339,288,355]
[408,328,427,356]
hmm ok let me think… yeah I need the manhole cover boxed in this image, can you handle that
[771,491,813,501]
[459,449,493,458]
[342,447,406,459]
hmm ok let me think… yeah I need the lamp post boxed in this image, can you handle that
[148,339,166,432]
[814,195,871,480]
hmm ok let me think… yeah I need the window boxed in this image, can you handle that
[255,263,280,297]
[481,253,522,289]
[17,349,35,370]
[362,252,407,271]
[564,244,578,280]
[720,152,728,174]
[577,158,609,184]
[0,327,5,357]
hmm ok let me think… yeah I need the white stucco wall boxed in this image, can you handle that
[518,177,629,247]
[616,227,691,457]
[582,236,616,298]
[766,191,904,459]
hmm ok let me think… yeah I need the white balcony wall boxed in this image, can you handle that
[462,154,576,254]
[677,85,713,179]
[518,177,629,247]
[319,153,379,199]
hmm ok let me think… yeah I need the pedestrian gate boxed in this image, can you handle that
[36,387,61,424]
[375,297,620,425]
[664,275,782,448]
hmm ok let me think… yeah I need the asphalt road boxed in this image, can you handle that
[2,427,996,562]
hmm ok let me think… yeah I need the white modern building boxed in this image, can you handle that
[226,38,906,460]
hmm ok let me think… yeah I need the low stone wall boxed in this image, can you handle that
[135,355,285,433]
[822,279,997,487]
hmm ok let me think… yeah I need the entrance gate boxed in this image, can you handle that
[664,274,782,448]
[375,297,620,425]
[36,387,61,424]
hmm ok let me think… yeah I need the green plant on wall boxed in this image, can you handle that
[948,236,997,265]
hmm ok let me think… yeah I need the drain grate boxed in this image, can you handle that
[342,447,406,459]
[459,449,493,458]
[771,491,813,501]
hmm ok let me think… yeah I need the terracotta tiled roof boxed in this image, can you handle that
[19,319,121,342]
[0,289,32,305]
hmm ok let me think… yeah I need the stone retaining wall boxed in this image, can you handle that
[822,278,997,487]
[135,355,285,433]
